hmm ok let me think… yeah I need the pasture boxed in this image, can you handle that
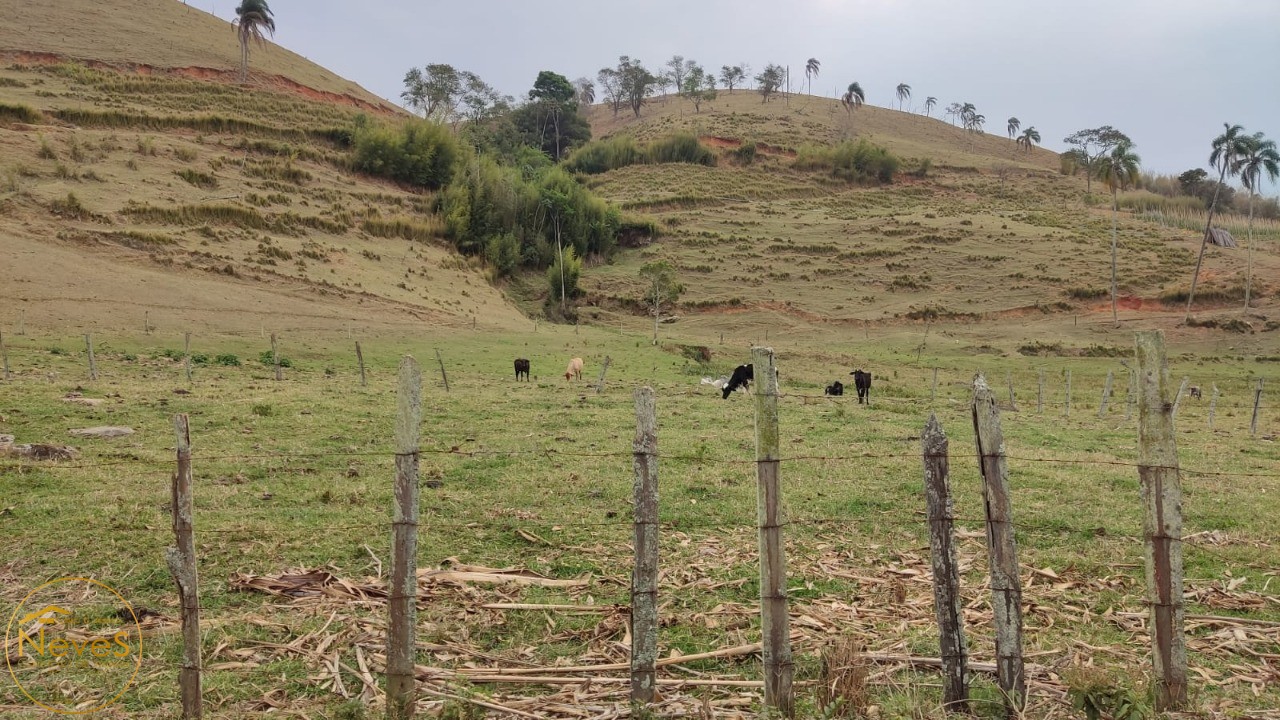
[2,322,1277,718]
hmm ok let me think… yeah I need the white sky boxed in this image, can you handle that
[206,0,1280,193]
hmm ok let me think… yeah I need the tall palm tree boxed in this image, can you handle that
[968,113,985,133]
[1237,132,1279,311]
[1007,117,1021,138]
[233,0,276,84]
[959,103,976,129]
[1094,141,1142,325]
[1016,127,1041,151]
[923,96,937,117]
[840,82,865,112]
[805,58,820,96]
[1184,123,1250,322]
[895,83,911,111]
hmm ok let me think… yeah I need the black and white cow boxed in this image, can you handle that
[825,381,844,396]
[722,364,754,399]
[849,369,872,404]
[514,358,530,381]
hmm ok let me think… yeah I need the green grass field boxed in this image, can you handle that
[1,324,1277,718]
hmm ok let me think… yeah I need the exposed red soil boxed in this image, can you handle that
[2,51,401,116]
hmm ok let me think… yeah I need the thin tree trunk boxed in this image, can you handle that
[1244,193,1255,312]
[1185,166,1227,322]
[1111,188,1119,326]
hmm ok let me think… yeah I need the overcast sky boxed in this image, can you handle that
[208,0,1279,193]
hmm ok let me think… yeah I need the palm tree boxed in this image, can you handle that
[1007,117,1020,138]
[896,83,911,111]
[959,103,976,129]
[1094,141,1142,325]
[923,96,937,117]
[1237,132,1280,311]
[805,58,820,95]
[574,78,596,107]
[233,0,276,84]
[1016,127,1041,151]
[968,113,985,133]
[1184,123,1251,322]
[840,82,865,112]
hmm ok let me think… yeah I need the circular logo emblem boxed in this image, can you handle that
[6,577,143,715]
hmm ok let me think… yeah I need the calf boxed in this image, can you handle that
[1189,385,1202,400]
[514,358,530,381]
[564,357,584,381]
[825,381,844,396]
[849,369,872,404]
[722,364,754,399]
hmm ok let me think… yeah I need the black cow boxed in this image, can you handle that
[1189,385,1202,400]
[825,381,844,396]
[722,364,754,399]
[514,358,530,381]
[849,369,872,404]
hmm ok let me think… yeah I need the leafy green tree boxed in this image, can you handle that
[895,83,911,110]
[512,70,588,160]
[1016,127,1040,151]
[351,118,460,189]
[1094,141,1142,325]
[756,64,785,103]
[840,82,865,111]
[805,58,821,95]
[1185,123,1251,321]
[1237,132,1280,310]
[719,65,745,93]
[546,245,582,311]
[680,64,717,112]
[617,57,657,117]
[596,67,624,116]
[233,0,275,84]
[639,261,684,343]
[401,64,464,121]
[458,72,508,125]
[665,56,691,98]
[923,96,937,117]
[1007,117,1020,138]
[1062,126,1131,193]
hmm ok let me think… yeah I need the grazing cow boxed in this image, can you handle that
[849,369,872,404]
[514,358,530,381]
[722,364,754,399]
[825,381,844,396]
[564,357,584,381]
[1189,385,1202,400]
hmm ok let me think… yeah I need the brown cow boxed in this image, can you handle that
[564,357,584,381]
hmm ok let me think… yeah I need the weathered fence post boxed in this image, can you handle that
[631,387,659,704]
[1126,369,1136,421]
[931,367,939,405]
[1172,377,1189,417]
[1251,379,1264,437]
[1134,331,1188,711]
[1037,370,1044,414]
[434,348,449,393]
[1098,370,1114,417]
[144,310,150,334]
[356,341,367,388]
[85,333,97,381]
[752,346,793,717]
[18,309,24,336]
[1,330,10,381]
[270,333,281,381]
[972,374,1026,715]
[595,356,612,394]
[1006,371,1017,411]
[1064,369,1072,417]
[183,332,192,385]
[921,415,969,712]
[1208,384,1219,429]
[165,414,201,719]
[387,356,423,720]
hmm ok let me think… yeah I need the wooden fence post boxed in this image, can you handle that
[921,414,969,712]
[165,414,201,719]
[931,367,939,404]
[752,346,793,717]
[631,387,659,704]
[356,342,367,388]
[1064,369,1072,418]
[1,330,10,381]
[595,356,612,394]
[972,374,1026,715]
[18,309,24,336]
[1208,384,1219,429]
[1098,370,1114,417]
[1251,379,1264,437]
[184,332,192,385]
[1172,377,1189,417]
[145,310,151,334]
[434,348,449,393]
[387,356,423,720]
[1126,370,1136,421]
[270,333,282,381]
[85,333,97,381]
[1037,370,1044,414]
[1134,331,1188,711]
[1006,371,1017,411]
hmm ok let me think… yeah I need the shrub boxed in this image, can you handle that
[258,350,293,367]
[50,192,88,219]
[0,102,42,125]
[794,139,898,183]
[564,132,715,174]
[731,142,758,164]
[351,118,460,189]
[484,232,521,277]
[175,169,218,189]
[214,353,241,366]
[546,245,583,303]
[645,133,716,165]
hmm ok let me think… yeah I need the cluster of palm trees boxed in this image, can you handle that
[1185,124,1279,318]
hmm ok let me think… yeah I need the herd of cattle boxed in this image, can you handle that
[513,357,872,402]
